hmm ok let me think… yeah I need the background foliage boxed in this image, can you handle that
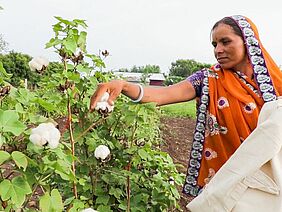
[169,59,211,78]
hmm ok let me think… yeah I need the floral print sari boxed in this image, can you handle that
[183,15,282,197]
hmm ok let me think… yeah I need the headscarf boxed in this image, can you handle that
[183,15,282,197]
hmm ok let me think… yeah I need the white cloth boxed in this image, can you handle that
[187,98,282,212]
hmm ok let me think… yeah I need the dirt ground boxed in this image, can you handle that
[160,117,196,211]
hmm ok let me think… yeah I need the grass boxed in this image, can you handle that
[160,100,196,118]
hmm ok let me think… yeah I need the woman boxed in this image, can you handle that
[90,15,282,206]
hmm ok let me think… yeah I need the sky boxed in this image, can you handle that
[1,0,282,74]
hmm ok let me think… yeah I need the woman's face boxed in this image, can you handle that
[211,23,249,71]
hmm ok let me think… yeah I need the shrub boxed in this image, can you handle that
[0,17,184,212]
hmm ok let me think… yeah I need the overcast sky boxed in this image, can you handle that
[1,0,282,74]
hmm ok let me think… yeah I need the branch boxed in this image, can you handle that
[67,95,78,199]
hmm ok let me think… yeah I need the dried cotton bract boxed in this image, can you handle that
[94,145,110,160]
[28,56,49,72]
[29,122,61,149]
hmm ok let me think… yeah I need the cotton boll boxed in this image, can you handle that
[30,122,61,149]
[74,48,82,57]
[34,56,49,67]
[95,102,108,111]
[169,176,175,185]
[95,101,114,113]
[94,145,110,160]
[48,127,61,149]
[41,122,56,131]
[28,60,43,71]
[100,92,109,102]
[29,134,47,146]
[48,139,59,149]
[106,103,114,112]
[31,127,51,144]
[28,56,49,71]
[81,208,98,212]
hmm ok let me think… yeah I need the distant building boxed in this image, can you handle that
[148,73,166,86]
[113,72,165,86]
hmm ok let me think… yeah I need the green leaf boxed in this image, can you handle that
[0,150,10,165]
[96,195,110,205]
[29,114,48,123]
[35,98,57,112]
[109,187,123,199]
[73,19,88,28]
[15,103,25,114]
[45,38,62,49]
[76,64,91,75]
[138,149,149,160]
[170,186,180,199]
[40,189,63,212]
[40,193,52,212]
[0,110,26,136]
[0,62,12,82]
[63,36,77,53]
[86,54,106,68]
[12,151,28,171]
[97,205,111,212]
[0,134,6,147]
[54,16,75,26]
[0,176,32,207]
[68,199,85,212]
[51,189,64,211]
[77,31,87,51]
[52,23,63,33]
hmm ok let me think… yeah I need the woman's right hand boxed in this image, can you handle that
[89,80,125,112]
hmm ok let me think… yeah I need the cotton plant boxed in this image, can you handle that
[94,145,110,160]
[28,56,49,72]
[29,122,61,149]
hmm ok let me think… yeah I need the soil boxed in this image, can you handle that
[160,117,196,211]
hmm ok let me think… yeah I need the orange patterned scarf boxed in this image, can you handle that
[184,15,282,196]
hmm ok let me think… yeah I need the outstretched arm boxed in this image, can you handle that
[89,79,196,111]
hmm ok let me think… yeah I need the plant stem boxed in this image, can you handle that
[125,163,131,212]
[84,142,95,200]
[67,95,78,199]
[75,118,105,141]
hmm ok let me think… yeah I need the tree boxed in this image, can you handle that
[142,64,161,73]
[0,51,34,86]
[117,64,161,73]
[0,34,8,53]
[169,59,211,77]
[164,75,185,86]
[116,67,129,72]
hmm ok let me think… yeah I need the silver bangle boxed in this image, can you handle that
[131,83,144,103]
